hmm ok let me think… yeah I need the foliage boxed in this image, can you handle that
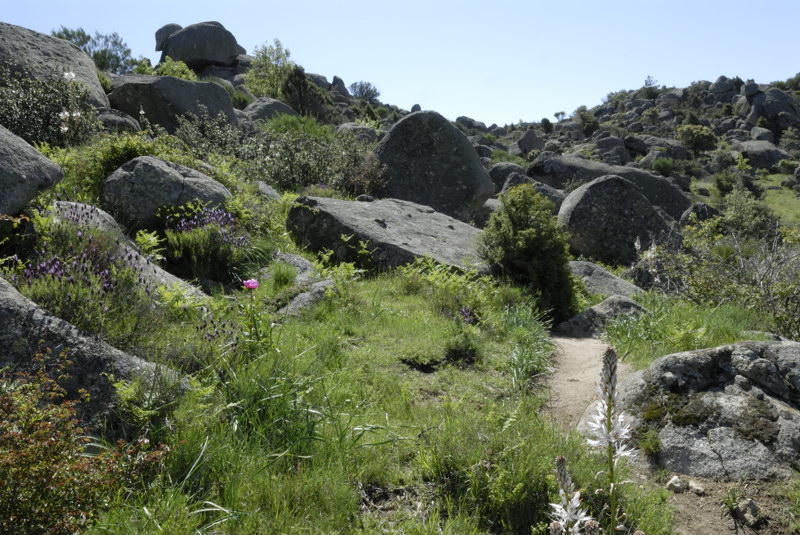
[39,131,195,204]
[574,105,599,136]
[2,204,164,349]
[634,196,800,341]
[650,157,674,176]
[0,349,167,535]
[540,117,553,134]
[676,124,717,154]
[243,38,294,99]
[154,56,197,80]
[281,65,334,121]
[0,62,100,147]
[51,26,135,74]
[349,80,381,104]
[479,184,576,323]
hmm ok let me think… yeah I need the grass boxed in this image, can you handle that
[759,173,800,227]
[602,291,772,369]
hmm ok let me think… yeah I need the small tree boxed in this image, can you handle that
[244,38,294,99]
[349,80,380,104]
[541,117,553,134]
[51,26,135,74]
[554,111,566,123]
[479,184,576,323]
[676,124,717,154]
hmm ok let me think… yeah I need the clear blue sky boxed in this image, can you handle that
[4,0,799,126]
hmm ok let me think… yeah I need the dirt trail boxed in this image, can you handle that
[546,336,770,535]
[545,336,633,430]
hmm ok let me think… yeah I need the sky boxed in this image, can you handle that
[3,0,800,127]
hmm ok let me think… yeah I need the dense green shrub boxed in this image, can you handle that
[540,117,553,134]
[479,184,576,323]
[154,57,197,80]
[651,157,674,176]
[0,62,100,147]
[676,124,717,154]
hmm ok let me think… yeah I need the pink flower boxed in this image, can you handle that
[243,279,259,290]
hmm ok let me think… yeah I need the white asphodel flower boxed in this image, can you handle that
[63,71,76,82]
[587,347,636,460]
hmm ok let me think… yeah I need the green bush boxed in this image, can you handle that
[0,349,166,535]
[243,38,294,99]
[154,56,197,80]
[676,124,717,154]
[651,157,674,176]
[0,62,100,147]
[479,184,576,323]
[348,80,381,104]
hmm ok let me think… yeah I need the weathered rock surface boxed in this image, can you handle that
[286,196,485,271]
[242,97,299,124]
[614,341,800,480]
[731,139,790,170]
[555,295,646,338]
[0,124,63,215]
[528,151,692,220]
[157,21,246,70]
[108,75,238,133]
[101,156,232,231]
[569,260,642,298]
[558,175,673,265]
[0,22,109,108]
[0,276,174,432]
[374,110,494,221]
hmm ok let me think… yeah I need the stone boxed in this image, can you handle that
[688,480,705,496]
[732,140,790,170]
[569,261,642,298]
[243,97,299,123]
[528,151,692,220]
[101,156,232,231]
[0,22,109,108]
[508,129,544,157]
[0,124,63,215]
[286,196,485,272]
[158,21,246,70]
[557,175,673,265]
[373,110,494,221]
[0,275,177,433]
[666,475,684,493]
[615,341,800,480]
[555,294,647,338]
[487,162,526,194]
[108,74,238,133]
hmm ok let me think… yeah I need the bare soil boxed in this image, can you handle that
[546,336,794,535]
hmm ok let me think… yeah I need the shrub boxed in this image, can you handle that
[540,117,553,134]
[281,65,334,121]
[651,157,674,176]
[479,184,576,323]
[154,56,197,80]
[51,26,135,74]
[0,62,100,147]
[0,349,167,535]
[244,38,294,99]
[676,124,717,154]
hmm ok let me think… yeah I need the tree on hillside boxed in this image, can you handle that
[676,124,717,155]
[244,38,294,100]
[51,26,136,74]
[349,81,380,105]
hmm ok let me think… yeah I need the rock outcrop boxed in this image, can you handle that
[0,22,109,108]
[374,110,494,221]
[0,124,63,215]
[555,295,646,338]
[0,276,175,432]
[108,75,238,133]
[156,21,246,70]
[286,196,485,272]
[558,175,673,265]
[101,156,232,231]
[611,341,800,480]
[569,261,642,298]
[528,151,692,220]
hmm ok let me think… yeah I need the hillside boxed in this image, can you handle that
[2,20,800,535]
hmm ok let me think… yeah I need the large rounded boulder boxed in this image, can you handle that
[557,175,671,265]
[101,156,231,231]
[0,125,63,215]
[373,110,494,221]
[157,21,246,70]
